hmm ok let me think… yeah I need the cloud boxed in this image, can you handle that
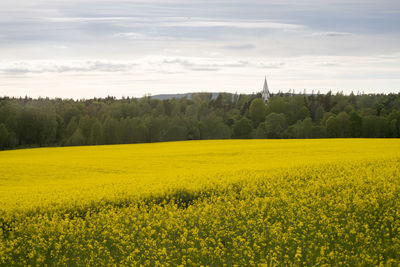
[165,19,304,30]
[43,17,133,23]
[1,0,400,96]
[113,32,174,41]
[310,31,352,37]
[0,60,138,74]
[223,44,255,50]
[257,62,286,69]
[0,57,282,76]
[157,57,252,71]
[113,32,146,39]
[318,62,341,67]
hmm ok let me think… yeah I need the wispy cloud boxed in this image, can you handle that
[0,57,287,76]
[43,17,134,23]
[223,44,256,50]
[113,32,146,39]
[165,19,304,30]
[309,31,352,37]
[0,60,138,74]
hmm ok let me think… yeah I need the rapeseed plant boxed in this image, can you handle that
[0,139,399,265]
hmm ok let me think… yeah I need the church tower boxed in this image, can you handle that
[262,76,270,102]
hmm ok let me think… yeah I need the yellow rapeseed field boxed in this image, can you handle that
[0,139,400,265]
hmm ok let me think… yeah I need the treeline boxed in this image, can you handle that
[0,91,400,150]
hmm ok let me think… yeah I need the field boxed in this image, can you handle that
[1,139,400,265]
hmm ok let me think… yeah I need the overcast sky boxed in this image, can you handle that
[0,0,399,98]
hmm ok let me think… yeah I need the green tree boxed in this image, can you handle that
[55,115,65,143]
[388,109,400,137]
[199,113,231,139]
[165,125,187,141]
[349,111,362,137]
[78,115,92,143]
[362,116,388,138]
[249,98,265,127]
[233,118,253,139]
[145,116,168,142]
[289,117,313,138]
[16,107,57,146]
[131,119,148,143]
[90,119,103,145]
[67,128,85,146]
[265,97,288,115]
[119,118,134,144]
[103,116,119,144]
[66,116,79,137]
[336,112,350,137]
[0,123,9,148]
[326,116,340,138]
[255,122,267,138]
[313,106,324,124]
[264,113,288,139]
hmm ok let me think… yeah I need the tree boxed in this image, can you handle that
[288,117,313,138]
[326,116,340,138]
[349,111,362,137]
[362,116,388,138]
[154,101,165,116]
[15,107,57,146]
[249,98,265,127]
[55,115,65,143]
[313,106,324,124]
[255,122,267,138]
[265,97,287,115]
[131,119,148,143]
[0,123,9,148]
[66,116,79,137]
[90,119,103,145]
[0,92,398,149]
[388,109,400,137]
[145,116,168,142]
[67,128,86,146]
[78,115,92,142]
[199,113,231,139]
[286,96,309,124]
[233,118,253,139]
[6,131,18,148]
[264,113,288,139]
[103,116,119,144]
[336,112,350,137]
[165,125,187,141]
[119,118,134,144]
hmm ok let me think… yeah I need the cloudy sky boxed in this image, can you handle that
[0,0,399,98]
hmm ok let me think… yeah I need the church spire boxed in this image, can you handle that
[262,76,270,102]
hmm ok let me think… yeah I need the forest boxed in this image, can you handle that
[0,91,399,150]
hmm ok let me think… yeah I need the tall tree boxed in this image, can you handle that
[90,119,103,145]
[349,111,362,138]
[249,98,266,127]
[103,116,120,144]
[0,123,9,148]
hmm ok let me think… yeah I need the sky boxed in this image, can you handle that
[0,0,399,99]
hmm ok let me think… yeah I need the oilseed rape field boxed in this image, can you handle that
[1,139,400,265]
